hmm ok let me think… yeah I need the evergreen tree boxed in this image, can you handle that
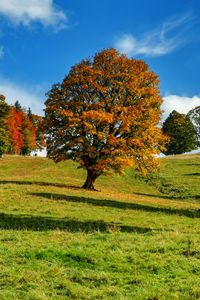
[27,107,33,121]
[162,110,197,155]
[14,100,22,112]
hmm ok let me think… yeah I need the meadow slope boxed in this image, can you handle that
[0,154,200,299]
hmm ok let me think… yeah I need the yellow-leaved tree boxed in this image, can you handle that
[44,49,166,190]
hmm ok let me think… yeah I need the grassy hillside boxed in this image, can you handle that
[0,154,200,299]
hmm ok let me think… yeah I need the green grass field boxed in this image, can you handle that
[0,154,200,299]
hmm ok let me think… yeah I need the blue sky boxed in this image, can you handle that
[0,0,199,118]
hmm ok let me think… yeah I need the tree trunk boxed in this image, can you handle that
[82,169,98,190]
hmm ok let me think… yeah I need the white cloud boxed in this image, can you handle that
[162,95,200,120]
[0,0,67,29]
[115,14,194,57]
[0,78,45,115]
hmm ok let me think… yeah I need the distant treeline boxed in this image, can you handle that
[0,95,45,157]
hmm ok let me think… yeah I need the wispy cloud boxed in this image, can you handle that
[0,0,67,30]
[0,46,4,58]
[162,94,200,120]
[0,77,45,115]
[115,13,194,57]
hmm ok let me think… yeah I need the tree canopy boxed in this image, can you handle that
[187,106,200,146]
[0,95,9,122]
[162,110,197,155]
[44,48,166,190]
[0,95,10,157]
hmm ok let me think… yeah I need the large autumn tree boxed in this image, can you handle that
[162,110,197,155]
[45,48,166,190]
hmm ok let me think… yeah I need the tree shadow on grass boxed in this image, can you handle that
[30,192,200,219]
[0,213,153,234]
[133,192,172,200]
[185,163,200,166]
[134,192,200,201]
[184,173,200,176]
[0,180,80,190]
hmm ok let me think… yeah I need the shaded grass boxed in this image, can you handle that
[0,212,154,233]
[30,192,200,218]
[0,179,80,189]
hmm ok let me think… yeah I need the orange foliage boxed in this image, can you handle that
[6,107,24,154]
[5,106,39,154]
[45,48,166,189]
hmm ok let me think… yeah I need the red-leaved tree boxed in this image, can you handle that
[6,106,24,154]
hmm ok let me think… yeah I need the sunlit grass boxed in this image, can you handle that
[0,154,200,299]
